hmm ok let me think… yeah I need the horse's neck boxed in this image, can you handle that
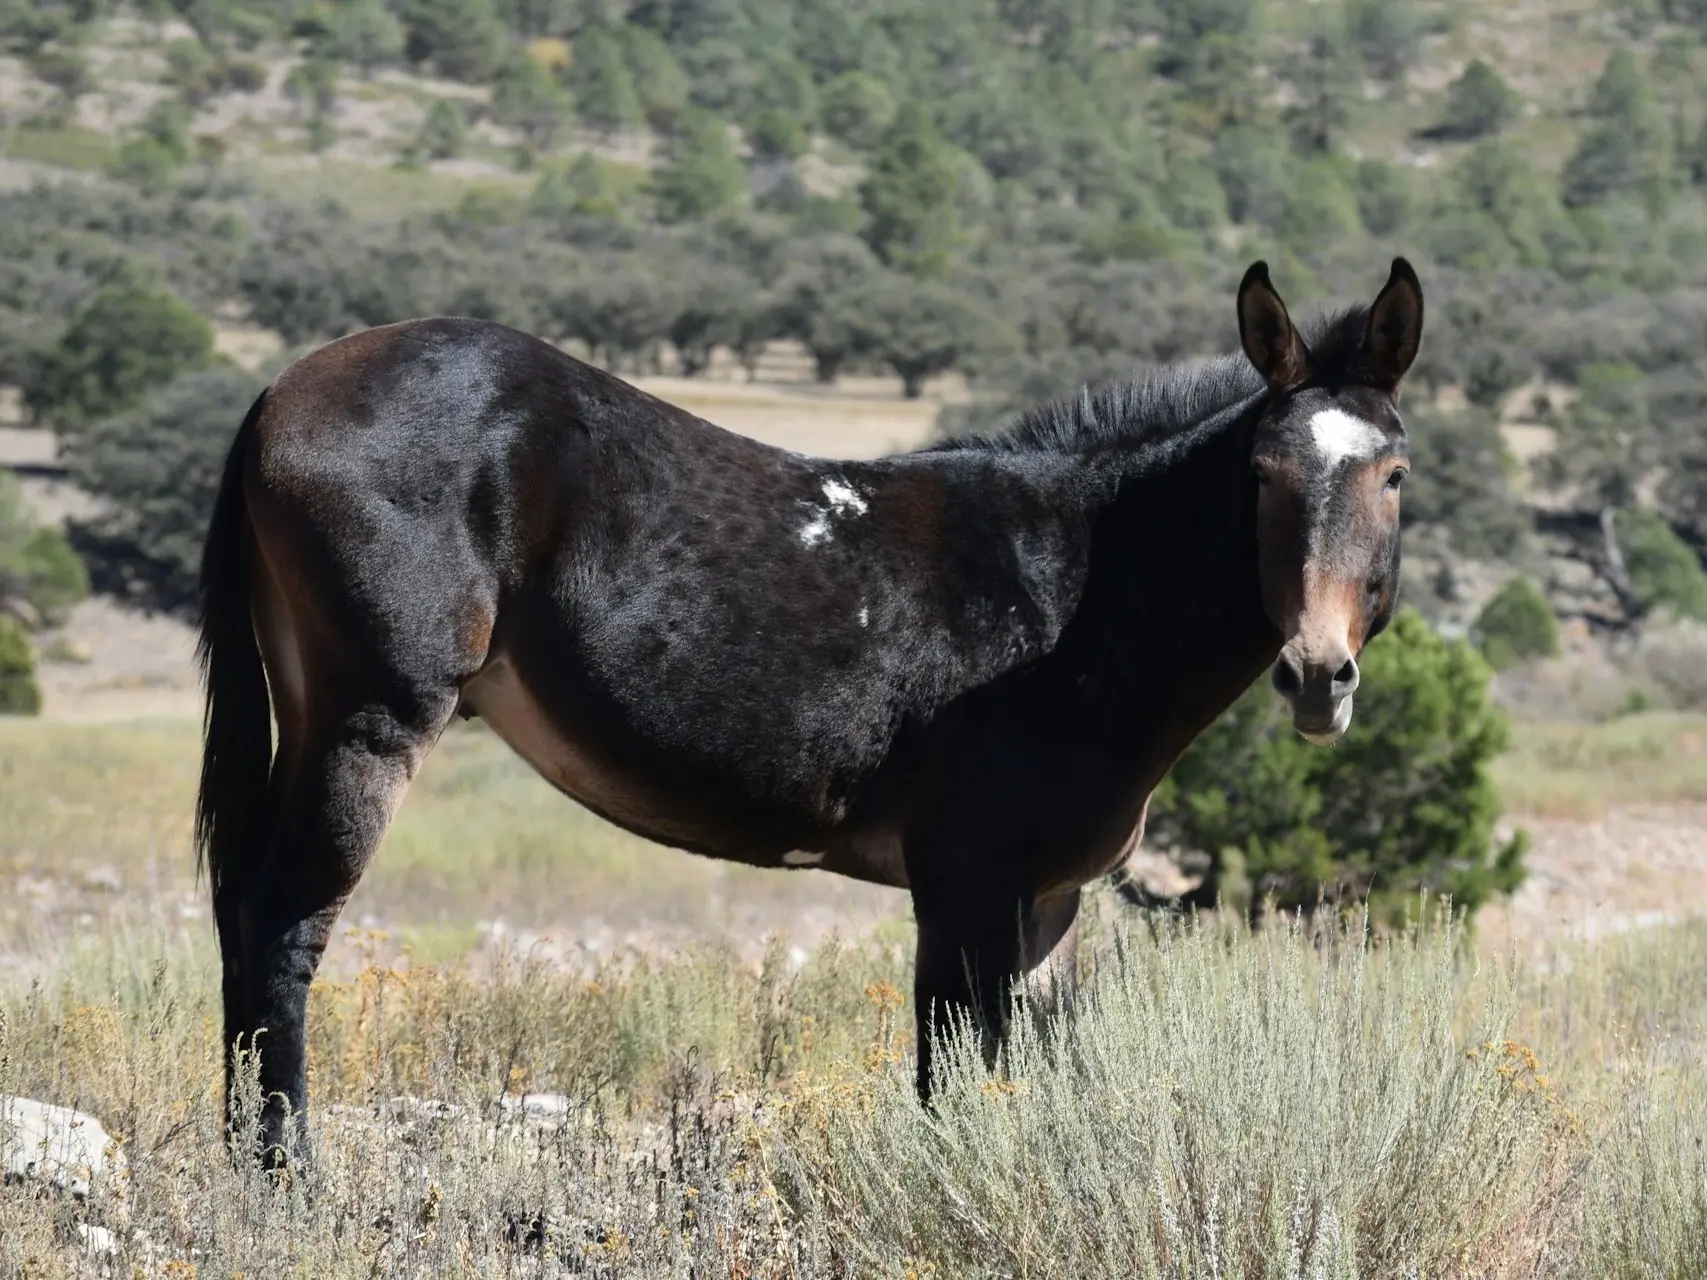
[1072,410,1281,739]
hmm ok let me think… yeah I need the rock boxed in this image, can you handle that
[384,1095,464,1123]
[500,1093,574,1122]
[75,1224,116,1257]
[0,595,42,630]
[81,865,123,894]
[41,635,93,665]
[1,1096,128,1204]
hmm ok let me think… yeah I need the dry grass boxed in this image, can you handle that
[4,714,1707,1273]
[1490,711,1707,819]
[3,905,1707,1276]
[0,716,902,966]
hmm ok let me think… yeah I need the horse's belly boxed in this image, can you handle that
[460,657,737,852]
[461,656,883,878]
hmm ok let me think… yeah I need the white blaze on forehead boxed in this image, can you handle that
[1309,408,1388,471]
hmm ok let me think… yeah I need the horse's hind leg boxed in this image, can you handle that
[237,685,457,1166]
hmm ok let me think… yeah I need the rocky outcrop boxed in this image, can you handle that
[1,1095,128,1205]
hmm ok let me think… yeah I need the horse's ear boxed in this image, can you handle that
[1237,261,1311,392]
[1364,257,1424,394]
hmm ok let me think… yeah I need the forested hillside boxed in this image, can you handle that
[2,0,1707,663]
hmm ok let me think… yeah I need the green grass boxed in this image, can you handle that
[240,155,529,220]
[0,125,119,172]
[7,708,1698,892]
[3,709,1703,961]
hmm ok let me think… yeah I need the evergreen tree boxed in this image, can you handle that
[821,71,897,149]
[1148,611,1525,923]
[748,56,818,128]
[491,50,573,149]
[1346,0,1421,79]
[1430,60,1519,140]
[1285,28,1360,154]
[622,23,689,128]
[568,24,643,135]
[1561,48,1673,208]
[0,615,39,716]
[319,0,404,76]
[650,111,745,222]
[0,472,87,628]
[416,97,469,160]
[402,0,506,83]
[1473,578,1560,670]
[859,103,963,277]
[1355,158,1416,236]
[25,276,214,432]
[747,108,809,162]
[532,152,621,218]
[1686,116,1707,188]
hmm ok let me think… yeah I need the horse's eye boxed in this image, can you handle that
[1385,467,1407,491]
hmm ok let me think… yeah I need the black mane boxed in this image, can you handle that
[941,305,1375,457]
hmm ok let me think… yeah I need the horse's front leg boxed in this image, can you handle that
[910,886,1081,1102]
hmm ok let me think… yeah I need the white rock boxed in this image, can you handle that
[76,1224,117,1257]
[80,865,123,893]
[1,1096,127,1203]
[501,1093,573,1121]
[384,1095,464,1122]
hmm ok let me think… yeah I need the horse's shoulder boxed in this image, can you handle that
[853,451,1095,697]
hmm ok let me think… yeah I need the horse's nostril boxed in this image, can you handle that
[1271,655,1303,699]
[1332,658,1359,695]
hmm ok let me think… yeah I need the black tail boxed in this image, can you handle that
[195,389,273,899]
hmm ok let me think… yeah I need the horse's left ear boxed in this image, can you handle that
[1364,257,1423,395]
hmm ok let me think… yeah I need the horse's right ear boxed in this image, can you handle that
[1237,261,1311,392]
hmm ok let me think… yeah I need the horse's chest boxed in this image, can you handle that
[1037,794,1153,898]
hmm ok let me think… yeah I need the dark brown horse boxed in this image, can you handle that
[197,258,1422,1163]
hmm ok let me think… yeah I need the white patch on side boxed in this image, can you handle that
[858,606,870,628]
[1309,408,1387,471]
[799,513,832,548]
[821,478,868,516]
[782,850,825,866]
[798,476,867,549]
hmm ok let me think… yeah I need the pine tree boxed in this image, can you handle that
[650,111,745,222]
[568,24,642,135]
[1561,48,1673,209]
[859,103,962,277]
[491,51,573,149]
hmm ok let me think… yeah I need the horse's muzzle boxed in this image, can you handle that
[1271,644,1359,745]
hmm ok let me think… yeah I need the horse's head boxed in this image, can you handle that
[1237,257,1424,745]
